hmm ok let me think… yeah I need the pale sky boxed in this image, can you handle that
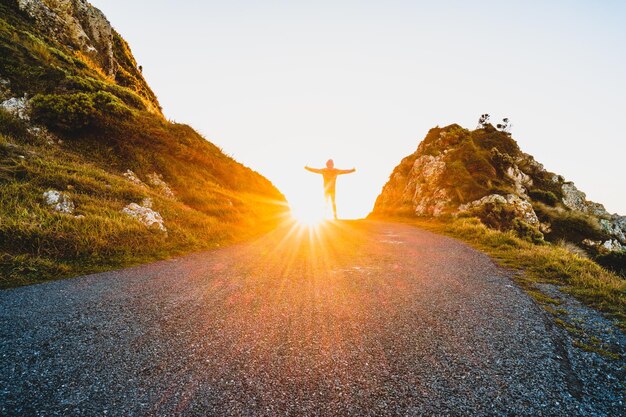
[91,0,625,218]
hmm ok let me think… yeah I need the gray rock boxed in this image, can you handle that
[505,164,532,195]
[601,239,624,252]
[42,190,75,214]
[561,182,609,218]
[147,173,175,199]
[121,202,166,232]
[600,216,626,245]
[0,96,29,120]
[122,169,145,187]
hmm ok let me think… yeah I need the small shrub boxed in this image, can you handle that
[490,147,514,172]
[0,108,30,139]
[529,189,559,206]
[595,252,626,278]
[472,125,521,155]
[535,204,610,243]
[31,93,96,131]
[31,92,132,132]
[470,201,518,231]
[512,218,544,244]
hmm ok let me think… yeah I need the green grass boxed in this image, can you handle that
[378,216,626,330]
[0,133,286,287]
[0,135,286,289]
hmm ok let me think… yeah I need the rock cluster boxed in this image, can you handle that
[43,190,75,214]
[122,170,145,187]
[121,198,166,233]
[147,173,175,199]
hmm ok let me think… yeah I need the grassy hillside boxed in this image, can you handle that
[0,1,287,288]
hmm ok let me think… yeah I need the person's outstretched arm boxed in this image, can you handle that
[337,168,356,174]
[305,166,324,174]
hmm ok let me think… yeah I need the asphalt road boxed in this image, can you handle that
[0,220,618,416]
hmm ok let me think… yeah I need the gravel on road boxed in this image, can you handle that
[0,220,623,416]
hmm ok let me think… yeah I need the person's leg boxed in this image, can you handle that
[323,191,331,218]
[330,192,337,219]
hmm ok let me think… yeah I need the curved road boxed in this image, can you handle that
[0,221,615,415]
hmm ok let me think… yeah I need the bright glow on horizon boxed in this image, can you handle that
[91,1,626,217]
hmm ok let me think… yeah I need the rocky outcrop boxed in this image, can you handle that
[561,183,609,217]
[122,169,145,187]
[505,165,532,195]
[373,124,625,253]
[17,0,116,76]
[13,0,161,113]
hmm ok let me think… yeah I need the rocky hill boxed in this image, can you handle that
[372,123,625,275]
[0,0,287,287]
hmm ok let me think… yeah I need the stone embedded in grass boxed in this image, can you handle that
[1,96,29,120]
[42,190,75,214]
[122,169,146,187]
[121,202,166,233]
[147,173,175,199]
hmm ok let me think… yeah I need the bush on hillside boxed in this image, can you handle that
[466,200,544,243]
[31,91,132,132]
[472,125,521,155]
[595,251,626,278]
[529,189,559,206]
[489,147,514,173]
[511,218,544,244]
[534,203,609,243]
[0,108,30,139]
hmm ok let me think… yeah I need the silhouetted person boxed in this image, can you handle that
[305,159,356,219]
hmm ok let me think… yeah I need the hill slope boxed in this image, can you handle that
[372,123,626,275]
[0,0,287,287]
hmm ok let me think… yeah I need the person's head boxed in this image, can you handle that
[326,159,334,168]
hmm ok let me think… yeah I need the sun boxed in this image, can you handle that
[290,204,328,226]
[289,194,329,226]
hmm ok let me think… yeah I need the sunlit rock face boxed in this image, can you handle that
[15,0,161,113]
[372,124,625,252]
[17,0,115,75]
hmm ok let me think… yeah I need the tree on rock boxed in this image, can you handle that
[477,113,490,129]
[497,118,512,135]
